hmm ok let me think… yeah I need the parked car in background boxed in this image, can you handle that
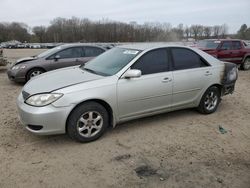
[29,44,42,49]
[17,43,238,142]
[197,39,250,70]
[7,44,106,83]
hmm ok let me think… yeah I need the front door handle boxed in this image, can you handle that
[205,71,212,76]
[162,77,172,83]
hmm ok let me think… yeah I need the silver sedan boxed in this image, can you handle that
[17,43,238,142]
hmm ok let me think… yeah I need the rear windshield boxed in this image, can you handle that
[197,40,220,49]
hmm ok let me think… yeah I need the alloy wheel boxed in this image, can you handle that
[243,58,250,70]
[30,70,43,78]
[77,111,103,138]
[204,91,218,111]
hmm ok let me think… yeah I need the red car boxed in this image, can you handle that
[197,39,250,70]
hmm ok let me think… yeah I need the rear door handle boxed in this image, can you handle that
[162,77,172,83]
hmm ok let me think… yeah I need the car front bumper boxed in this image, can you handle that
[222,83,235,95]
[17,93,73,135]
[7,68,26,83]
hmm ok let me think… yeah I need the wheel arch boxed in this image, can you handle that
[197,83,222,114]
[66,99,115,133]
[197,83,222,106]
[242,53,250,63]
[241,54,250,70]
[26,67,46,81]
[209,84,222,95]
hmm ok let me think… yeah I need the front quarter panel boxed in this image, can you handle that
[52,75,119,124]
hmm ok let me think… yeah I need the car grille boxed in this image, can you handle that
[22,91,30,100]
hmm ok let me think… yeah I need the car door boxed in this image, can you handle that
[217,41,235,62]
[46,47,84,71]
[117,48,173,120]
[231,41,244,64]
[170,47,212,109]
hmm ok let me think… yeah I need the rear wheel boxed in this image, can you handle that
[67,102,109,143]
[26,68,45,81]
[241,57,250,70]
[198,86,221,114]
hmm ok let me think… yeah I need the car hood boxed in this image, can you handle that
[199,48,217,55]
[199,48,216,52]
[23,66,103,95]
[15,56,38,65]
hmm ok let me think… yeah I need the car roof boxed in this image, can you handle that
[59,43,106,50]
[118,42,192,51]
[201,39,242,42]
[117,42,222,66]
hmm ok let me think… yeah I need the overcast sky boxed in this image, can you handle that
[0,0,249,33]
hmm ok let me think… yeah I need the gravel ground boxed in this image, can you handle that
[0,49,249,188]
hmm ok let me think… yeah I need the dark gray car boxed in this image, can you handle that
[7,44,106,83]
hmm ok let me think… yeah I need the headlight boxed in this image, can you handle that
[12,65,26,70]
[227,67,238,81]
[25,93,63,107]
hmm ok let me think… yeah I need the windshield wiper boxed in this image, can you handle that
[82,67,110,76]
[83,67,98,74]
[83,67,106,76]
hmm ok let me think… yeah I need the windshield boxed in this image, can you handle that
[197,40,220,49]
[81,47,141,76]
[37,46,63,58]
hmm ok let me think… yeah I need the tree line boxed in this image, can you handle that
[0,17,249,43]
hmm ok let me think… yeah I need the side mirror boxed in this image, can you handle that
[54,55,60,61]
[123,69,141,79]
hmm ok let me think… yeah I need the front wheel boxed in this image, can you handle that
[26,68,45,81]
[241,57,250,70]
[67,102,109,143]
[197,86,221,114]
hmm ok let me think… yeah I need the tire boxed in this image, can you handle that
[67,102,109,143]
[197,86,221,114]
[26,68,45,81]
[241,57,250,70]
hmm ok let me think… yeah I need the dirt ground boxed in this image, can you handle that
[0,49,249,188]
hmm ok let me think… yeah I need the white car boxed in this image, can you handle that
[17,43,238,142]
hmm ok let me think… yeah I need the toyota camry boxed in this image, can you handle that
[17,43,238,142]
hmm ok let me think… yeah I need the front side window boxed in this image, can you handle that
[84,47,104,57]
[220,41,232,50]
[56,47,83,59]
[171,48,208,70]
[38,46,63,58]
[232,41,242,50]
[131,49,168,75]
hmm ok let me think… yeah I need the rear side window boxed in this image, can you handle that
[131,49,168,75]
[232,41,242,50]
[171,48,208,70]
[56,47,83,59]
[84,47,104,57]
[221,41,232,50]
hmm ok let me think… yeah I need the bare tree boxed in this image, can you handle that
[190,25,202,40]
[0,18,247,43]
[33,26,46,42]
[184,26,190,39]
[204,26,212,38]
[220,24,228,38]
[213,25,222,39]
